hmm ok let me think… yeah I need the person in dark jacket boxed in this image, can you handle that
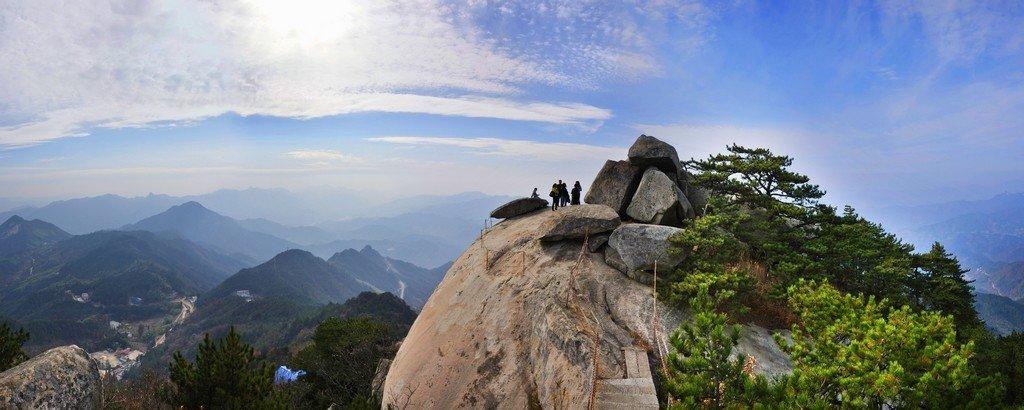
[571,181,582,205]
[531,188,540,199]
[558,180,570,207]
[549,183,560,210]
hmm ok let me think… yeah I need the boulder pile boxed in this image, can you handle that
[585,134,704,281]
[386,135,788,408]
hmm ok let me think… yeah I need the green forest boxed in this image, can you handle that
[660,145,1024,407]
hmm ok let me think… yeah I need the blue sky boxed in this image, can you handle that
[1,1,1022,212]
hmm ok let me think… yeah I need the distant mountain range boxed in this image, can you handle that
[327,246,448,308]
[873,192,1024,334]
[123,202,296,263]
[0,215,70,258]
[974,293,1024,336]
[0,218,249,353]
[0,189,512,268]
[148,249,424,368]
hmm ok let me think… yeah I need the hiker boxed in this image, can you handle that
[531,188,540,199]
[558,180,570,207]
[571,181,582,205]
[549,183,561,210]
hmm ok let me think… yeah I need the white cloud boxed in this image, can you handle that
[284,149,358,161]
[0,0,651,147]
[367,136,624,161]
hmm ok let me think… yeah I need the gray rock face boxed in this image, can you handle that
[371,358,391,402]
[687,187,709,216]
[585,160,644,215]
[606,223,685,277]
[490,197,548,219]
[626,167,693,227]
[382,211,790,408]
[0,345,101,409]
[539,204,620,242]
[587,233,610,253]
[627,135,680,175]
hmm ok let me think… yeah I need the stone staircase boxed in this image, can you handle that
[594,346,659,409]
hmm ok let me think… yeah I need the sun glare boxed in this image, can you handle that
[246,0,361,49]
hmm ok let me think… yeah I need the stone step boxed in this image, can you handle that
[622,346,652,379]
[594,378,659,409]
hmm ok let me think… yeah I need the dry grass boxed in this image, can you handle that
[733,259,797,330]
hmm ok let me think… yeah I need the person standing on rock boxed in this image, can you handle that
[558,180,570,207]
[571,181,582,205]
[550,183,561,210]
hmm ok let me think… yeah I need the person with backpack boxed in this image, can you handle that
[549,183,561,211]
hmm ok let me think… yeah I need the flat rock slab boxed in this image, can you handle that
[539,204,620,242]
[627,135,680,176]
[490,197,548,219]
[607,223,685,278]
[626,167,692,226]
[585,160,643,215]
[0,345,101,409]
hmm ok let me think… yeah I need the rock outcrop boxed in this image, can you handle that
[385,135,791,408]
[0,345,101,409]
[627,134,680,175]
[584,160,643,215]
[539,204,620,242]
[626,167,692,227]
[490,197,548,219]
[606,223,685,285]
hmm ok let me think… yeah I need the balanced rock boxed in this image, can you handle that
[606,223,685,283]
[490,197,548,219]
[585,160,643,215]
[627,135,680,175]
[626,167,693,226]
[0,345,101,409]
[539,204,620,242]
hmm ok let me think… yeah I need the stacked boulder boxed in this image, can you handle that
[486,134,704,285]
[585,134,703,283]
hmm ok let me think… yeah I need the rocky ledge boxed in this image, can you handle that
[0,345,102,409]
[385,135,790,408]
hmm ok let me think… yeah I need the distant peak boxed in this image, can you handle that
[360,245,382,258]
[3,215,26,224]
[177,201,206,209]
[271,248,316,261]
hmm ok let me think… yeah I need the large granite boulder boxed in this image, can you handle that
[585,160,643,215]
[381,210,790,408]
[539,204,620,242]
[626,167,693,226]
[606,224,685,283]
[627,135,680,175]
[0,345,101,409]
[490,197,548,219]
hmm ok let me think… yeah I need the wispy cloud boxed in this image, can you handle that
[284,149,358,161]
[0,0,706,147]
[367,136,624,161]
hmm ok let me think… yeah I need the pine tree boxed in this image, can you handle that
[165,326,285,409]
[778,280,993,407]
[289,317,393,408]
[0,321,28,371]
[663,284,748,409]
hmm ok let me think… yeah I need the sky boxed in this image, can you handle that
[1,0,1023,213]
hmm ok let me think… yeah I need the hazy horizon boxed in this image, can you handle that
[2,1,1023,213]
